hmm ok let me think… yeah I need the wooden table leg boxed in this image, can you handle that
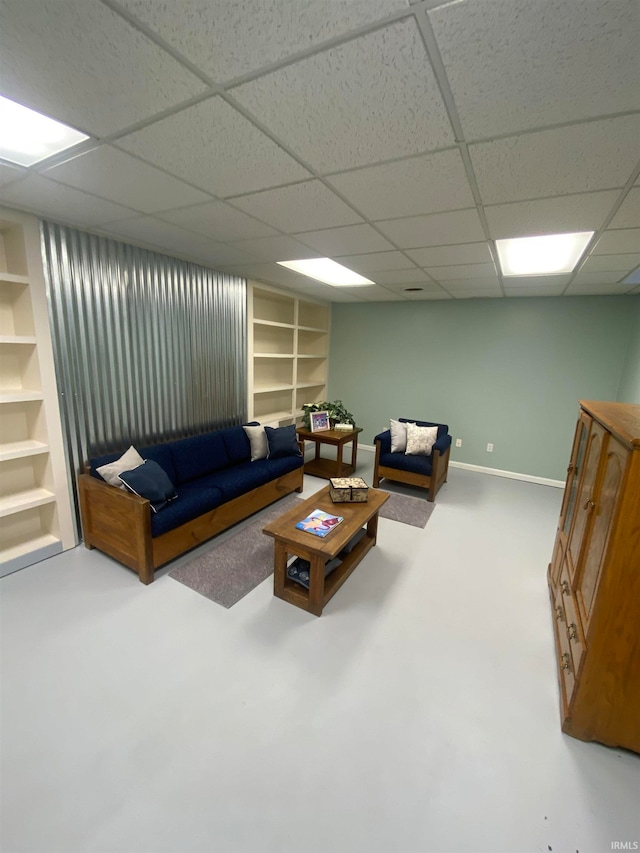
[307,553,326,616]
[273,540,287,599]
[367,512,379,546]
[336,443,344,476]
[350,434,358,470]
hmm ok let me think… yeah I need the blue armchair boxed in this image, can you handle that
[373,418,452,502]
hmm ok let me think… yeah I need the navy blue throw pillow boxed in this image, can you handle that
[264,425,302,460]
[118,460,178,513]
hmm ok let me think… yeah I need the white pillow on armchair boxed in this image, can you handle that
[390,419,415,453]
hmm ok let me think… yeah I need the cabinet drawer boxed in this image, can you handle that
[556,566,586,677]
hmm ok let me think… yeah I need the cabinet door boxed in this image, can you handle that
[575,437,627,627]
[566,419,606,579]
[559,414,590,540]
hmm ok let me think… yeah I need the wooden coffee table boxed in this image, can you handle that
[263,484,389,616]
[296,426,363,479]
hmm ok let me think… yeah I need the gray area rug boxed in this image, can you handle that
[169,490,433,607]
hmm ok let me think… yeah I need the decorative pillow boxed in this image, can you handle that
[243,424,268,461]
[405,423,438,456]
[390,419,415,453]
[118,460,178,513]
[96,445,144,489]
[264,425,302,460]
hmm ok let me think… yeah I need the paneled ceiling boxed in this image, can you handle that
[0,0,638,302]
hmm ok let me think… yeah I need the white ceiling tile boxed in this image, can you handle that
[504,285,567,297]
[118,0,408,82]
[158,201,279,242]
[229,235,321,262]
[0,163,27,187]
[580,253,640,273]
[423,263,497,280]
[99,216,234,259]
[402,289,453,300]
[565,282,635,295]
[0,175,137,226]
[333,284,400,301]
[452,290,503,299]
[337,251,416,273]
[370,268,432,284]
[326,149,475,220]
[407,243,493,267]
[376,209,485,248]
[232,18,454,172]
[435,279,501,292]
[0,0,206,136]
[593,229,640,255]
[296,224,395,256]
[43,146,211,214]
[117,97,311,197]
[484,191,620,240]
[232,180,363,233]
[571,270,626,285]
[470,116,640,205]
[429,0,640,140]
[503,275,571,288]
[608,189,640,230]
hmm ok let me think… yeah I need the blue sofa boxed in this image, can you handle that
[373,418,451,502]
[78,423,304,584]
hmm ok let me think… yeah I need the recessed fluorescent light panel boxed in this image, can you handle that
[496,232,594,276]
[277,258,374,286]
[0,95,89,166]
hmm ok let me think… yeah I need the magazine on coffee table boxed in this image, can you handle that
[295,508,344,537]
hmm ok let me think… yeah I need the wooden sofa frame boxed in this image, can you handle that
[78,463,303,584]
[373,439,450,502]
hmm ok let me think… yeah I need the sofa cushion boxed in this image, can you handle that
[95,445,144,488]
[205,460,273,502]
[150,481,224,537]
[265,454,304,479]
[138,442,177,484]
[265,425,302,460]
[221,424,252,465]
[118,460,178,513]
[379,449,433,477]
[170,432,229,484]
[405,423,438,456]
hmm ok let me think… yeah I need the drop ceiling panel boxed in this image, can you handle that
[608,188,640,229]
[593,229,640,254]
[44,147,211,214]
[116,97,311,197]
[435,279,501,292]
[470,116,640,205]
[429,0,640,139]
[0,163,26,188]
[382,281,445,294]
[158,201,279,241]
[326,149,475,220]
[503,275,572,289]
[117,0,409,82]
[229,235,321,262]
[425,263,498,280]
[0,175,136,227]
[336,252,417,273]
[99,215,232,259]
[297,224,395,256]
[572,270,628,285]
[407,243,493,267]
[232,18,454,172]
[376,209,485,248]
[0,0,207,136]
[371,268,432,284]
[484,191,620,240]
[579,253,640,273]
[565,282,635,295]
[504,284,567,297]
[232,180,363,233]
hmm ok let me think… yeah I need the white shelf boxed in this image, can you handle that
[0,272,29,285]
[254,352,294,358]
[0,335,37,345]
[253,318,295,329]
[0,486,56,517]
[0,390,44,403]
[0,439,49,461]
[254,383,294,394]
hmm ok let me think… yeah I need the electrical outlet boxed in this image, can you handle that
[455,438,462,447]
[487,443,494,452]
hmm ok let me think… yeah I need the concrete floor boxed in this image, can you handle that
[1,450,639,853]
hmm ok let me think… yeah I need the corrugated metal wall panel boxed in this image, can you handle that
[40,221,247,536]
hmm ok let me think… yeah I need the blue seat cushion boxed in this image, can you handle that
[204,460,273,502]
[379,450,433,476]
[150,480,224,537]
[266,455,304,479]
[170,432,229,484]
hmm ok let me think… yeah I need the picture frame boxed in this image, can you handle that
[310,410,330,432]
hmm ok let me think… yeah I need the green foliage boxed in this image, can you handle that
[301,400,355,430]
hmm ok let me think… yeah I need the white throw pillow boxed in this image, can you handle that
[390,419,415,453]
[96,445,144,488]
[243,424,268,461]
[405,423,438,456]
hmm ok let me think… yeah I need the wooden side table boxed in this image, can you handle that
[296,427,363,479]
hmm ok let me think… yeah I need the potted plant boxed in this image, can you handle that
[301,400,355,430]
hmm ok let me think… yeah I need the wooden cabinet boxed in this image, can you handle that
[248,281,330,427]
[548,400,640,752]
[0,208,75,576]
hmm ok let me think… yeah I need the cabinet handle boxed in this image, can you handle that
[583,499,596,511]
[561,653,572,672]
[568,623,578,642]
[555,606,564,621]
[567,463,574,474]
[561,580,570,595]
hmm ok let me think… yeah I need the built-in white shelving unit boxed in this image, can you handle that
[0,207,76,576]
[248,281,330,427]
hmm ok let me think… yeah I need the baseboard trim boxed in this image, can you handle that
[358,445,564,488]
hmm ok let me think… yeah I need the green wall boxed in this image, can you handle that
[617,297,640,403]
[328,295,639,481]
